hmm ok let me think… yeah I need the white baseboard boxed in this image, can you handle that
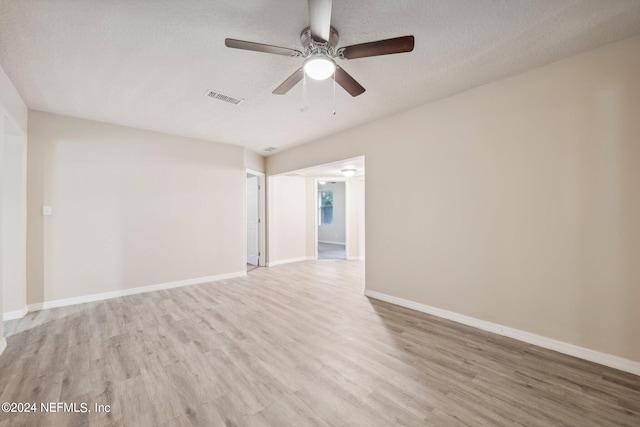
[364,289,640,376]
[3,306,28,321]
[0,338,6,356]
[318,240,346,245]
[347,256,365,261]
[267,256,315,267]
[27,271,246,312]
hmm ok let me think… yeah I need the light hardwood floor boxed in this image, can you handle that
[1,260,639,426]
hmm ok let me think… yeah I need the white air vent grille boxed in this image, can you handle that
[264,147,277,152]
[205,90,244,105]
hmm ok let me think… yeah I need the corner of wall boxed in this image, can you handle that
[244,148,266,173]
[0,63,28,135]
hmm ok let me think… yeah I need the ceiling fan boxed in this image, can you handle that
[224,0,414,97]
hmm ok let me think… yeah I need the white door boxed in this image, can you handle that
[246,175,259,265]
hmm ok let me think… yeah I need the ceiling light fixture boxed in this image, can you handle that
[341,169,356,177]
[303,55,336,80]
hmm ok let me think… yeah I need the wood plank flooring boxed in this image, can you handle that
[1,260,639,426]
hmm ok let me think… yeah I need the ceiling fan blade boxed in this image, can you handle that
[308,0,332,42]
[225,38,302,57]
[335,66,365,97]
[340,35,415,60]
[273,68,304,95]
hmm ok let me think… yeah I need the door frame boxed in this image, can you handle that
[245,169,266,268]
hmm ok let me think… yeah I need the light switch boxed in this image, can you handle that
[43,206,52,216]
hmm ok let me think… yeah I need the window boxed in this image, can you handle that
[319,190,333,225]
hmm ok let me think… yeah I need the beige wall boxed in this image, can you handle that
[0,64,27,135]
[27,111,246,304]
[244,148,265,173]
[305,178,316,258]
[0,115,4,341]
[2,132,27,314]
[266,35,640,362]
[267,175,313,264]
[1,63,28,346]
[346,177,365,260]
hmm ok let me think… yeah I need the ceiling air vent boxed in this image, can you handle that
[264,147,277,152]
[204,89,244,105]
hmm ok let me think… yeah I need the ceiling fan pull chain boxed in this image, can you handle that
[332,70,336,115]
[301,72,309,112]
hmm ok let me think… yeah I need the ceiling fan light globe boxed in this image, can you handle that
[303,56,336,80]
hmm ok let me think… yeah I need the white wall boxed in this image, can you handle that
[266,36,640,364]
[318,182,346,244]
[2,132,27,315]
[27,111,246,304]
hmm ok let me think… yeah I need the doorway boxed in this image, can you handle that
[246,169,265,272]
[317,181,346,259]
[266,156,365,267]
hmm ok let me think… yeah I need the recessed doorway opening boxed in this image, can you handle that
[265,155,364,269]
[317,181,346,259]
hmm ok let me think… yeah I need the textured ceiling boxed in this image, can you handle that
[1,1,640,155]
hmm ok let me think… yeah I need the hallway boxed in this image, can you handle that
[318,242,346,259]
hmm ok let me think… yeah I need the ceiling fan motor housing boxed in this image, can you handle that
[301,26,339,57]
